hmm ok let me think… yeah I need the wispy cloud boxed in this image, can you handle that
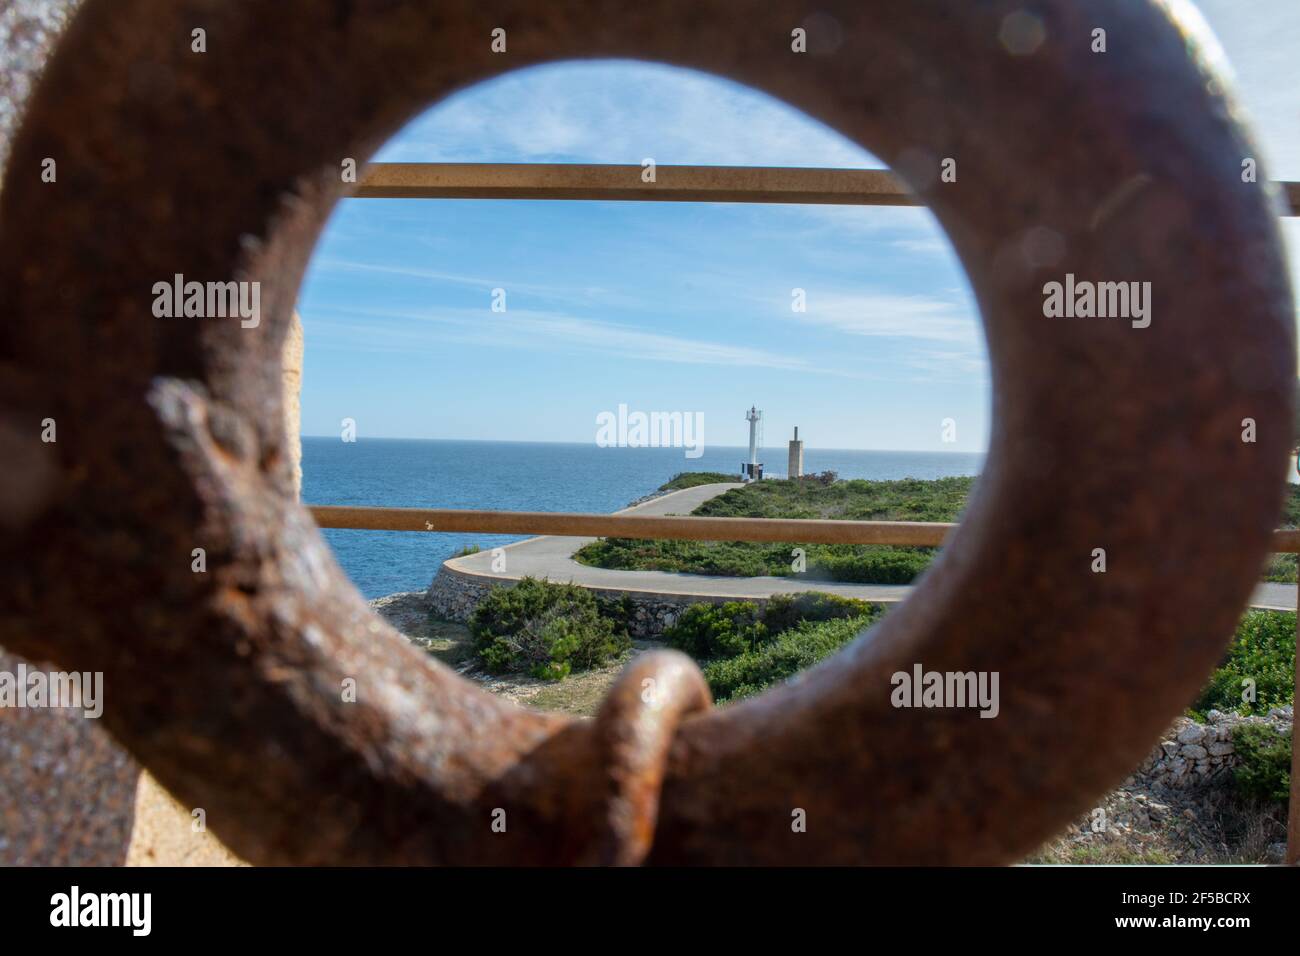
[309,305,820,372]
[891,236,955,257]
[374,60,879,169]
[796,291,981,346]
[779,289,989,382]
[309,257,646,310]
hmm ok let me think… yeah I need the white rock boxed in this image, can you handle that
[1176,725,1206,745]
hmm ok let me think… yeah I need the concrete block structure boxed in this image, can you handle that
[788,427,804,479]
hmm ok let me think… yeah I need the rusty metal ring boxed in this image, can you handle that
[1,0,1293,865]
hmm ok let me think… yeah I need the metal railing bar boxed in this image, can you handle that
[352,163,915,205]
[309,505,953,545]
[310,505,1300,552]
[351,163,1300,215]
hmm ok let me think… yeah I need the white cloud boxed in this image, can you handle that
[309,305,819,373]
[795,291,981,346]
[374,60,880,169]
[891,236,955,257]
[310,257,646,310]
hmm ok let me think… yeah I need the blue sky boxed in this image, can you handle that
[296,0,1300,454]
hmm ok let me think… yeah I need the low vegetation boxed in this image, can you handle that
[469,577,630,680]
[1231,723,1292,806]
[663,592,886,703]
[1191,609,1296,718]
[577,475,973,584]
[703,614,880,703]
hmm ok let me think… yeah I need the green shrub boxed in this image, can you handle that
[703,612,880,703]
[1281,481,1300,529]
[664,601,767,659]
[594,592,637,639]
[798,470,838,486]
[469,577,629,679]
[812,546,934,584]
[760,591,872,633]
[1231,723,1292,805]
[1193,610,1295,717]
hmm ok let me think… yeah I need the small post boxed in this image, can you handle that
[788,426,804,479]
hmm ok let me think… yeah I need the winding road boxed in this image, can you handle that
[443,483,1297,611]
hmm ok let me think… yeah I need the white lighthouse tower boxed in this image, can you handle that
[742,406,764,481]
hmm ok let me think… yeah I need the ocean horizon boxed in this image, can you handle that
[303,437,984,599]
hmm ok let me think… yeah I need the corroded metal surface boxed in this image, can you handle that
[0,0,142,868]
[0,0,1293,865]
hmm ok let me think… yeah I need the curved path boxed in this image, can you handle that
[443,483,1296,611]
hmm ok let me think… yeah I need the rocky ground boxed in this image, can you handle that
[1028,710,1293,864]
[1028,775,1289,865]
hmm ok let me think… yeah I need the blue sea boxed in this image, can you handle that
[302,437,985,599]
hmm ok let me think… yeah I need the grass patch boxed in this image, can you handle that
[576,475,973,584]
[418,619,476,668]
[658,471,737,491]
[1059,845,1175,866]
[691,475,972,521]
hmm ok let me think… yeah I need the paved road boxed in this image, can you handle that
[1251,582,1296,610]
[445,483,1297,610]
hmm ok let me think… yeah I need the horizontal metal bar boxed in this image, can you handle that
[309,509,1300,554]
[309,506,954,545]
[1274,529,1300,553]
[352,163,1300,215]
[311,505,1300,552]
[353,163,918,205]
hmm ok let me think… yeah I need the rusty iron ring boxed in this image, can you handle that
[0,0,1293,865]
